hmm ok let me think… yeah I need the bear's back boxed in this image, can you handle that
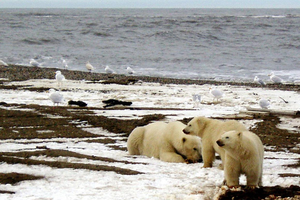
[242,131,264,159]
[142,122,168,158]
[223,120,247,132]
[163,121,186,138]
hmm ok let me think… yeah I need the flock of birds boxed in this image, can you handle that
[48,65,135,107]
[1,58,135,107]
[1,58,136,75]
[0,58,287,109]
[254,72,284,85]
[192,87,272,109]
[50,69,278,109]
[27,58,136,75]
[194,72,286,109]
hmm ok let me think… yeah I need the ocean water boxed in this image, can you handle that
[0,8,300,82]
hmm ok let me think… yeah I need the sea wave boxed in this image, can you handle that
[21,38,61,45]
[15,12,59,18]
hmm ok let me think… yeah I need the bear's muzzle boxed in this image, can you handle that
[182,129,190,134]
[216,140,224,147]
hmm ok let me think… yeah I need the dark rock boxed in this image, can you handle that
[102,99,132,108]
[68,100,87,107]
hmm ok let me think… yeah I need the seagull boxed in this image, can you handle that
[254,76,266,86]
[192,94,201,108]
[55,70,65,88]
[105,65,114,74]
[86,61,94,72]
[49,89,64,106]
[209,88,224,102]
[0,59,8,66]
[29,59,40,67]
[269,72,283,84]
[62,59,68,69]
[126,66,135,75]
[259,99,270,109]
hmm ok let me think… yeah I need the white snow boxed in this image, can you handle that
[0,78,299,200]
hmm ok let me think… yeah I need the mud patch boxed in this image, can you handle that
[249,115,300,154]
[0,172,43,185]
[218,185,300,200]
[0,105,165,140]
[0,150,143,175]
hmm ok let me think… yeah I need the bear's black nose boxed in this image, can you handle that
[216,140,224,147]
[182,129,189,134]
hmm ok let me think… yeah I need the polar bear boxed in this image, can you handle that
[182,116,247,168]
[216,130,264,188]
[127,121,202,163]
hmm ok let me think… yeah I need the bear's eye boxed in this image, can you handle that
[225,136,229,139]
[189,124,192,127]
[193,148,197,151]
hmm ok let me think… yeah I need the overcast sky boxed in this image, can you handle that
[1,0,300,8]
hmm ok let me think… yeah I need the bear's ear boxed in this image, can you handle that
[197,117,203,124]
[182,137,186,143]
[237,132,242,137]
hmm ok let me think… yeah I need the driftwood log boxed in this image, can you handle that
[245,107,300,117]
[102,99,133,108]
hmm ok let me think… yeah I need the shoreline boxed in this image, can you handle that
[1,65,299,92]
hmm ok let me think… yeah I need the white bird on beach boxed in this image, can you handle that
[86,61,94,72]
[0,59,8,66]
[209,88,224,102]
[192,94,201,108]
[55,70,65,88]
[49,89,64,106]
[259,99,270,109]
[105,65,114,74]
[254,76,266,86]
[126,66,135,75]
[29,59,40,67]
[269,72,283,84]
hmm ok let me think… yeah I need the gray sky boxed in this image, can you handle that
[1,0,300,8]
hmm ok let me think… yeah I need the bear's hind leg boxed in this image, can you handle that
[127,127,145,155]
[160,152,186,163]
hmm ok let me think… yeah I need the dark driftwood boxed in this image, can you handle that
[102,99,133,108]
[245,107,300,117]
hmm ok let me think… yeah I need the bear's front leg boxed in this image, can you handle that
[202,147,215,168]
[245,168,261,188]
[224,155,240,187]
[160,152,186,163]
[217,149,226,170]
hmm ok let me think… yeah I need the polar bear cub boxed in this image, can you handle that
[216,130,264,188]
[127,121,202,163]
[183,116,247,168]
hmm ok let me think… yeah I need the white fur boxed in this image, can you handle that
[217,130,264,188]
[183,116,247,168]
[127,121,202,163]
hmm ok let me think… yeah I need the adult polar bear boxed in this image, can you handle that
[216,130,264,188]
[183,116,247,168]
[127,121,202,163]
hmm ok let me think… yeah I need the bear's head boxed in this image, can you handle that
[179,135,202,163]
[183,116,207,137]
[216,130,242,149]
